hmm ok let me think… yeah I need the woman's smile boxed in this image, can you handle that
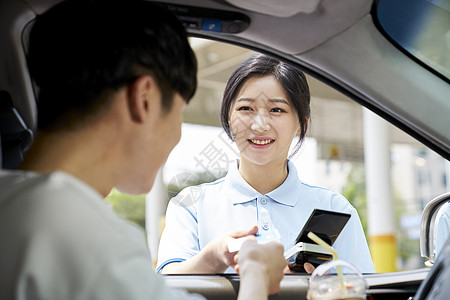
[248,138,275,147]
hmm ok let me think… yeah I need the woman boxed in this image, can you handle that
[157,54,375,274]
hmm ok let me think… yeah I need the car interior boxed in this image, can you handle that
[1,0,449,299]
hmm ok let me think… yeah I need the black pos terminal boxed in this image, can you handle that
[285,209,351,273]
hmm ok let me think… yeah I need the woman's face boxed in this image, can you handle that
[228,75,301,167]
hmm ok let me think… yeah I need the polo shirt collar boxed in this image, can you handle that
[267,160,302,207]
[224,160,302,207]
[224,160,259,205]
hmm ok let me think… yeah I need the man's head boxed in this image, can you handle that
[25,0,197,194]
[27,0,197,131]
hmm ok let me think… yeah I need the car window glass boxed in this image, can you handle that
[374,0,450,81]
[152,38,450,273]
[105,38,450,273]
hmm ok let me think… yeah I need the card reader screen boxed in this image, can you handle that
[295,209,351,246]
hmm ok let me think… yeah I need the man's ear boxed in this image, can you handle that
[127,75,158,123]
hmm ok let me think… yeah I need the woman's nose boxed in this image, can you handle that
[250,113,270,132]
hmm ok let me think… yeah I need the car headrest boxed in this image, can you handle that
[0,90,34,169]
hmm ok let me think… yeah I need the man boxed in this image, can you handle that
[0,0,286,299]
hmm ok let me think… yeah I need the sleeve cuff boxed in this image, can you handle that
[156,258,186,273]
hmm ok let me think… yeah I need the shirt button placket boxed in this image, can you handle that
[257,197,270,231]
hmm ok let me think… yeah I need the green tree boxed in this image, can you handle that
[341,164,423,269]
[342,165,368,238]
[104,188,146,230]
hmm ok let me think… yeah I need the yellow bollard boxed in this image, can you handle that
[369,234,397,273]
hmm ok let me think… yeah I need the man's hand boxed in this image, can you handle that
[236,239,286,296]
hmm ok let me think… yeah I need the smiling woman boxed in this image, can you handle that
[156,54,375,275]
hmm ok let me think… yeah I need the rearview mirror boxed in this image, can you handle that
[420,192,450,264]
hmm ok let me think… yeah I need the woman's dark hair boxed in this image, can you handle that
[27,0,197,130]
[220,54,310,157]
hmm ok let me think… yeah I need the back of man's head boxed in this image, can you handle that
[27,0,197,131]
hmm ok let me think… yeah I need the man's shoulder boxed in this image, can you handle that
[0,170,97,200]
[0,169,39,192]
[0,170,145,246]
[0,171,105,218]
[0,171,150,269]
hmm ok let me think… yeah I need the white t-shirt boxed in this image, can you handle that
[0,170,203,300]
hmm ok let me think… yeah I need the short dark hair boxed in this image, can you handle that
[220,54,310,157]
[27,0,197,131]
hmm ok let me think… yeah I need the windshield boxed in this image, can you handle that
[374,0,450,81]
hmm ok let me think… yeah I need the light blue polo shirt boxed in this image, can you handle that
[157,160,375,274]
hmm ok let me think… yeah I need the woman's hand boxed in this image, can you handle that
[205,225,259,272]
[160,225,259,274]
[304,262,316,274]
[285,262,316,274]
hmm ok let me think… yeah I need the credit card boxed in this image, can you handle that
[227,227,281,252]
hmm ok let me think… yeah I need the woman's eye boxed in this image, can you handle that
[271,107,286,113]
[238,106,252,111]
